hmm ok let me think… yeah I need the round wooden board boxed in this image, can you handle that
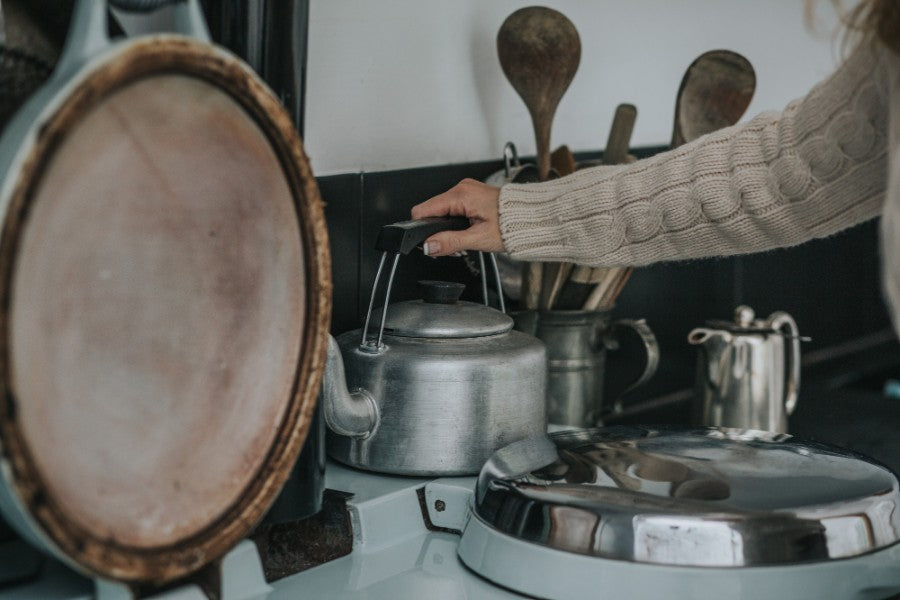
[0,37,331,582]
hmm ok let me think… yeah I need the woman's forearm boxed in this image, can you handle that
[499,42,889,267]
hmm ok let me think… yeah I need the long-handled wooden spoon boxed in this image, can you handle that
[497,6,580,181]
[671,50,755,147]
[498,6,580,310]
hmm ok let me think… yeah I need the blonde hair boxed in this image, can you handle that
[825,0,900,54]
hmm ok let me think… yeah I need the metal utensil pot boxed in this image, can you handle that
[689,305,801,433]
[515,309,658,427]
[322,219,547,476]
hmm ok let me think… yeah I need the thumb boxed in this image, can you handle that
[423,229,479,257]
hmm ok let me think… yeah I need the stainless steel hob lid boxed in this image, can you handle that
[473,426,900,567]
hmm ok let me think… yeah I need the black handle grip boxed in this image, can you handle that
[374,216,470,255]
[109,0,183,12]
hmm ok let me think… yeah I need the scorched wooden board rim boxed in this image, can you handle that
[0,0,331,584]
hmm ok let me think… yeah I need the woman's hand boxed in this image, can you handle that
[410,178,503,257]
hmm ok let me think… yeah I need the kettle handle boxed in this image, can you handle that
[363,218,506,349]
[375,216,470,255]
[768,312,801,416]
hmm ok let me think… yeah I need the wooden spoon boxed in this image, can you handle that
[550,144,577,176]
[497,6,581,181]
[498,7,580,310]
[602,103,637,166]
[670,50,755,148]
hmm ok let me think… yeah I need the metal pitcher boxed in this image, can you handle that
[688,305,802,433]
[515,309,659,427]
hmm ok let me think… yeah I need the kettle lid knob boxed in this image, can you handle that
[734,305,755,328]
[419,280,466,304]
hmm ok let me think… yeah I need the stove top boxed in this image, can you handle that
[4,456,900,600]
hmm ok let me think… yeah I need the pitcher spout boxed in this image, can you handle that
[688,327,735,389]
[688,327,728,347]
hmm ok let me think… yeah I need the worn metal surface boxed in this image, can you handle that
[324,268,545,474]
[324,320,546,475]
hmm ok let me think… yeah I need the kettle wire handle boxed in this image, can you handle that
[477,251,507,314]
[362,217,506,349]
[768,312,801,416]
[360,251,401,349]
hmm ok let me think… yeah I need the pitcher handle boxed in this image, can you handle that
[768,312,801,416]
[605,318,659,414]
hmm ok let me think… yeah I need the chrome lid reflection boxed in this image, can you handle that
[473,426,900,567]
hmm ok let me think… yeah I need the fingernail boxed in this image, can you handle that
[424,241,440,256]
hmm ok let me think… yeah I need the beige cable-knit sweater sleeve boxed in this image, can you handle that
[498,43,889,267]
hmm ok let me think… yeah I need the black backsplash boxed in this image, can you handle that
[317,151,893,418]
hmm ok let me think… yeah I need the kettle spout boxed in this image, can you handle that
[321,335,378,438]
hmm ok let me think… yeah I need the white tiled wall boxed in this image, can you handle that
[305,1,847,175]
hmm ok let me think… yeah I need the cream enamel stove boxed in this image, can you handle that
[298,426,900,600]
[308,426,900,600]
[5,426,900,599]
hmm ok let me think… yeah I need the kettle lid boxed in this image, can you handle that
[381,280,513,338]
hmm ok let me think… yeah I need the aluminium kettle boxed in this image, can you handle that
[688,305,802,434]
[320,217,547,476]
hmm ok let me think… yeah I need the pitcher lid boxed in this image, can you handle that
[706,305,780,334]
